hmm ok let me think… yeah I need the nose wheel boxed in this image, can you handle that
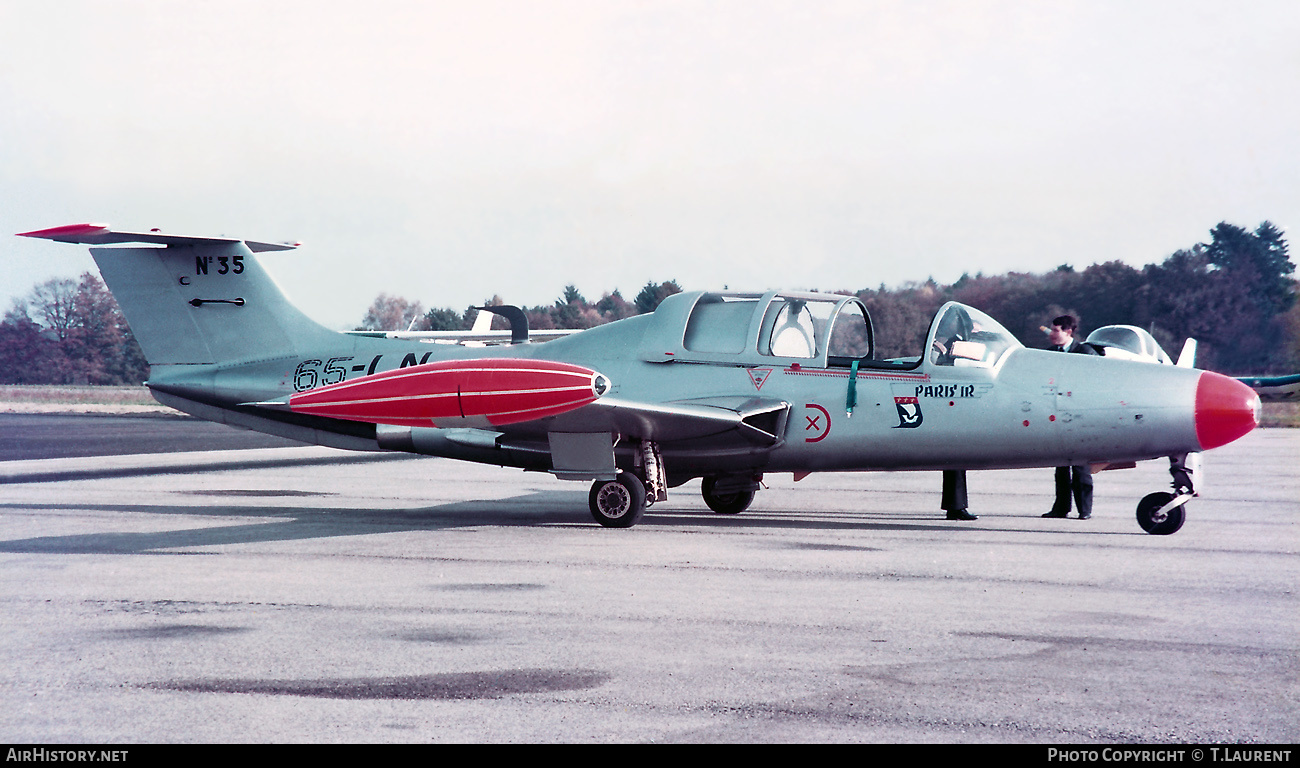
[1137,454,1197,535]
[1136,491,1190,535]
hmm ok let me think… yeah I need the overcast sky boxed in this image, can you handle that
[3,1,1297,330]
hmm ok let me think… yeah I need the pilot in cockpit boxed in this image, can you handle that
[931,306,1006,368]
[930,306,974,366]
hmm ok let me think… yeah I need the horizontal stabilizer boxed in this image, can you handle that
[17,223,299,253]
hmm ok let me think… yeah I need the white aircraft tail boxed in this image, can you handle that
[18,224,337,366]
[1176,338,1198,368]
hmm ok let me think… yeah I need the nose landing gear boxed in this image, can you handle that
[1136,453,1197,535]
[1136,491,1190,535]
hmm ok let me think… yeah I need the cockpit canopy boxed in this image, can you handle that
[925,302,1021,369]
[646,291,875,367]
[643,291,1019,372]
[1085,325,1173,364]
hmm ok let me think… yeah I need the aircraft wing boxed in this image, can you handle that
[332,392,792,447]
[345,304,580,345]
[344,329,577,343]
[567,395,791,446]
[1237,373,1300,402]
[17,223,299,252]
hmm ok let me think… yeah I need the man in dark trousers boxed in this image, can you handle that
[941,469,975,520]
[1043,315,1099,519]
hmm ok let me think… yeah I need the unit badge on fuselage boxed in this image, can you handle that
[893,397,923,428]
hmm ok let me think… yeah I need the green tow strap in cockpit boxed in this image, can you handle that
[846,359,859,417]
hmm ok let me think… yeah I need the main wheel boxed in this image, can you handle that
[701,477,756,515]
[1136,492,1186,535]
[589,474,647,528]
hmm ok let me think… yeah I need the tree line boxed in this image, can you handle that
[358,280,685,335]
[860,221,1296,374]
[2,221,1294,385]
[0,273,149,385]
[359,221,1296,375]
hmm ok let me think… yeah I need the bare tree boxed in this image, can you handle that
[357,293,427,331]
[27,277,78,342]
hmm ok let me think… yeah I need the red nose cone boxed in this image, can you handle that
[1195,371,1260,450]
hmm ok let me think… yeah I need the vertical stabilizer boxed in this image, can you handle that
[92,242,337,365]
[18,224,337,366]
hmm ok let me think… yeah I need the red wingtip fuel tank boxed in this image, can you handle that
[288,358,611,428]
[1195,370,1261,450]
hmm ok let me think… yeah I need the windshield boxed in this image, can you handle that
[826,300,872,359]
[927,303,1021,369]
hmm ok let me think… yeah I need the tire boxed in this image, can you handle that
[701,477,756,515]
[1136,491,1186,535]
[589,474,647,528]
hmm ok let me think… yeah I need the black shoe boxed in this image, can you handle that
[947,509,978,521]
[1042,511,1068,518]
[1077,511,1091,520]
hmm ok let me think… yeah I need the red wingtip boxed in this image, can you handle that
[1195,371,1261,450]
[16,223,110,239]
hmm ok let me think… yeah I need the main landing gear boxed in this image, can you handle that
[589,473,647,528]
[700,476,758,515]
[586,441,763,527]
[587,441,666,528]
[1135,453,1197,536]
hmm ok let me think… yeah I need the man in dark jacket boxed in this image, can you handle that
[1043,315,1099,520]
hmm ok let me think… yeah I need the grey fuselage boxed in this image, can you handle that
[140,285,1205,485]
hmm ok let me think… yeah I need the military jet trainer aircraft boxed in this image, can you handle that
[19,224,1263,535]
